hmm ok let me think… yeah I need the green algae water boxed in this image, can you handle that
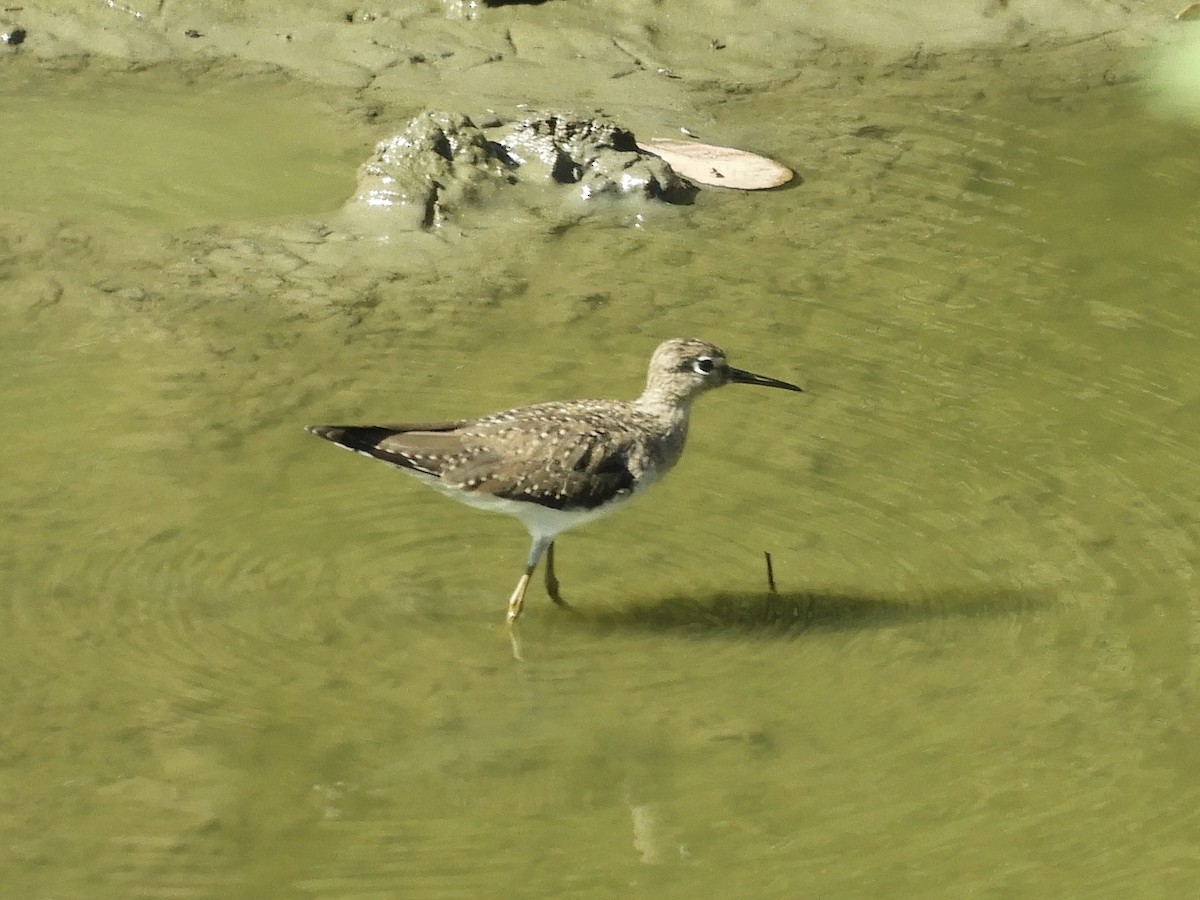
[0,66,361,228]
[2,45,1200,900]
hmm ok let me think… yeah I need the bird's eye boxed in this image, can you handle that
[693,357,716,375]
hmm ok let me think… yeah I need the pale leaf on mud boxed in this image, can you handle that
[636,138,794,190]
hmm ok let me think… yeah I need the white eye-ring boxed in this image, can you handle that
[693,357,716,375]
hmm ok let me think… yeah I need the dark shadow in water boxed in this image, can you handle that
[573,587,1046,638]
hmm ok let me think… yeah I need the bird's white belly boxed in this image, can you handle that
[404,468,646,542]
[486,493,634,541]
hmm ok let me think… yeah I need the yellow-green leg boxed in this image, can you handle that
[508,535,554,625]
[506,567,534,624]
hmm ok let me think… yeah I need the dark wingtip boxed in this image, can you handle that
[306,425,344,443]
[308,425,366,448]
[306,425,408,458]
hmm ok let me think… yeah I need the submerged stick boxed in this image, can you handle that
[764,551,777,594]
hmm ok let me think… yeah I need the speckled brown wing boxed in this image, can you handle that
[447,420,639,510]
[308,416,640,510]
[436,409,639,510]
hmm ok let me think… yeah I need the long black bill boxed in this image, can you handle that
[727,366,804,392]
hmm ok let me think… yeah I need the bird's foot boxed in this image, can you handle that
[507,623,524,661]
[545,577,571,609]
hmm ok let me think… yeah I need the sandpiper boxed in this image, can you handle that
[307,338,802,626]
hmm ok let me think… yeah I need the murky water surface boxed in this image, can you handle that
[3,51,1200,898]
[2,67,361,229]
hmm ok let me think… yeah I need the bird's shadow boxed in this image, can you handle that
[567,585,1045,637]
